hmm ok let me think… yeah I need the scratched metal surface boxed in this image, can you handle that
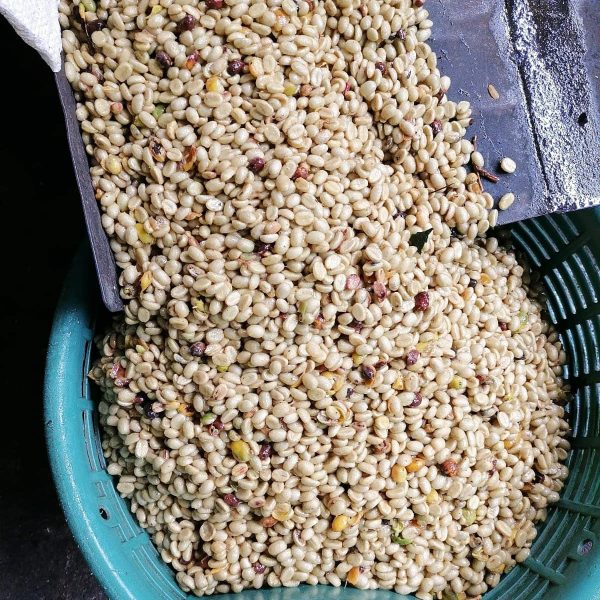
[427,0,600,225]
[56,69,123,312]
[56,0,600,312]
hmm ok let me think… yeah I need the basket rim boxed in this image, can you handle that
[44,246,140,600]
[45,208,600,600]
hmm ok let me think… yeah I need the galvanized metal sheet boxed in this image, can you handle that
[427,0,600,225]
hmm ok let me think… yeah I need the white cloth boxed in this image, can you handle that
[0,0,61,72]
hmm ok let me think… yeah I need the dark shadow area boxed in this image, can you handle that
[0,18,106,600]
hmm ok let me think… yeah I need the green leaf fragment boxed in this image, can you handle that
[152,104,166,119]
[391,534,412,546]
[515,310,528,332]
[409,228,433,252]
[390,519,403,534]
[462,508,477,526]
[201,412,217,424]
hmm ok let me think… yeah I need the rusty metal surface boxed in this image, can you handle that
[56,0,600,311]
[428,0,600,225]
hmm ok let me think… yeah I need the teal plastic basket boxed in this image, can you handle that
[45,207,600,600]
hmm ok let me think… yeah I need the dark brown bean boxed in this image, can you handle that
[248,157,265,173]
[406,349,420,366]
[155,51,173,68]
[175,14,196,34]
[414,291,430,311]
[227,59,245,75]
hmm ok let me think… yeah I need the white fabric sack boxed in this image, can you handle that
[0,0,61,72]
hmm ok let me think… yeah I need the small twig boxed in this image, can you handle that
[476,169,483,191]
[474,165,500,183]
